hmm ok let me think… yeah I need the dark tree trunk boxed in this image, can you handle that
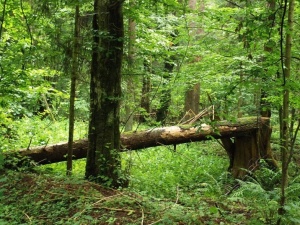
[140,61,151,123]
[0,0,7,40]
[67,5,80,176]
[217,118,278,178]
[156,61,173,125]
[85,0,124,187]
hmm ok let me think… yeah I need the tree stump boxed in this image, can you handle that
[224,118,278,178]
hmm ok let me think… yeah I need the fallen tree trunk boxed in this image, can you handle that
[4,117,278,178]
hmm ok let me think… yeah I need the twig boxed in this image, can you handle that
[27,136,33,150]
[140,204,144,225]
[23,211,32,222]
[114,191,145,225]
[178,106,214,125]
[148,219,163,225]
[73,193,123,219]
[43,138,50,149]
[174,185,180,205]
[45,190,65,197]
[93,206,135,214]
[91,193,123,205]
[287,119,300,166]
[215,203,224,217]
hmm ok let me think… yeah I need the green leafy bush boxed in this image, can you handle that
[125,141,228,199]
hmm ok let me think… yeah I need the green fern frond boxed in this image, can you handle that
[286,183,300,199]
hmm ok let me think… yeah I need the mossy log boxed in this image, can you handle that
[4,117,277,178]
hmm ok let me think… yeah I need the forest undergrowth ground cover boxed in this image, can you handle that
[1,118,300,224]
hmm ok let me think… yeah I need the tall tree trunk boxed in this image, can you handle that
[156,61,173,125]
[85,0,124,188]
[278,0,294,221]
[67,5,80,176]
[260,0,276,117]
[184,83,200,115]
[184,0,202,118]
[124,83,134,131]
[140,60,151,123]
[124,0,136,131]
[237,72,243,118]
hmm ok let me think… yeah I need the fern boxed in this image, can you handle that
[282,202,300,224]
[286,174,300,200]
[228,175,280,223]
[253,163,281,191]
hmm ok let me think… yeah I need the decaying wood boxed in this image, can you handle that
[4,117,278,178]
[122,117,261,150]
[229,118,278,177]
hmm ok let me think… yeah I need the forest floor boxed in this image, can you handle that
[0,169,256,225]
[1,119,299,224]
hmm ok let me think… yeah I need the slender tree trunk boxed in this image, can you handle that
[124,87,134,131]
[0,0,7,40]
[67,5,80,176]
[124,0,136,131]
[85,0,124,188]
[140,61,151,123]
[278,0,294,221]
[237,60,244,118]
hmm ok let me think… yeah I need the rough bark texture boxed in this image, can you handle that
[86,0,124,187]
[5,117,277,178]
[224,117,278,178]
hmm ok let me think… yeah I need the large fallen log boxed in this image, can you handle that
[4,117,277,177]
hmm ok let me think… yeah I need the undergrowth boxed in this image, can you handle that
[1,117,300,224]
[1,116,87,152]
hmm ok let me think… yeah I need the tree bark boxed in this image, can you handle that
[67,5,80,176]
[86,0,124,187]
[260,0,276,118]
[184,83,200,117]
[278,0,294,220]
[183,0,201,118]
[124,0,136,132]
[6,117,277,178]
[140,61,151,123]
